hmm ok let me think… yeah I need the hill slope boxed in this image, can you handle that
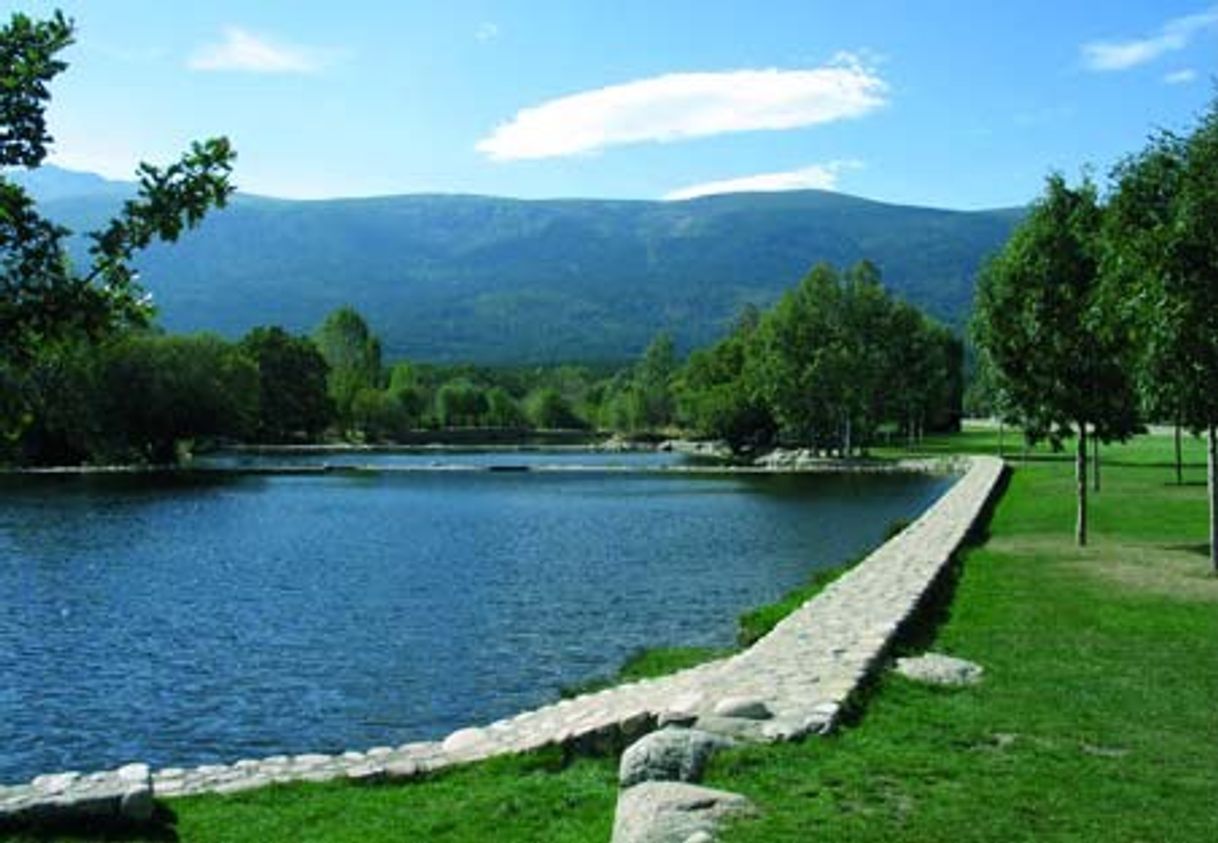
[23,167,1022,362]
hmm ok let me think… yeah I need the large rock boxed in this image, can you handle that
[895,652,983,686]
[611,781,753,843]
[619,728,733,789]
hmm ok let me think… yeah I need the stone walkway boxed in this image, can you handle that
[0,456,1005,821]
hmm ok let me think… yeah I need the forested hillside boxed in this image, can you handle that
[25,167,1022,362]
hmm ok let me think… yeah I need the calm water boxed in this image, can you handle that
[0,463,951,783]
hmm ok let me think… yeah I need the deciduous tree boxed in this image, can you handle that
[973,174,1140,546]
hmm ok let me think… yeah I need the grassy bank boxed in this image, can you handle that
[709,433,1217,842]
[10,433,1216,842]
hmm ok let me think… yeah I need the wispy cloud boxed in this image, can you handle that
[476,53,886,161]
[1081,6,1218,71]
[475,22,500,43]
[1163,68,1199,84]
[189,27,321,73]
[664,160,863,201]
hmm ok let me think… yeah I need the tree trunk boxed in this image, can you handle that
[844,415,852,459]
[1092,429,1101,493]
[1076,422,1088,547]
[1209,424,1216,576]
[1175,419,1183,486]
[998,420,1005,458]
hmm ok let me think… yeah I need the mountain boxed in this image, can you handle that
[20,166,1023,363]
[6,164,133,202]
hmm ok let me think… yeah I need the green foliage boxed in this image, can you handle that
[737,261,958,453]
[524,386,581,429]
[0,11,234,464]
[97,333,258,463]
[240,326,332,442]
[974,173,1138,448]
[675,318,775,451]
[435,379,488,428]
[973,173,1142,544]
[484,386,526,428]
[314,306,382,429]
[1104,98,1218,570]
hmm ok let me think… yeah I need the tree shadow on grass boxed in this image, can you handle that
[1161,542,1212,558]
[0,803,178,842]
[835,464,1011,729]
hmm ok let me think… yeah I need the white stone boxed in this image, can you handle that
[31,772,80,792]
[712,696,772,720]
[619,728,733,789]
[895,652,984,686]
[442,727,490,755]
[611,781,753,843]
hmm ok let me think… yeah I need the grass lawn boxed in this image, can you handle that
[9,432,1216,842]
[711,432,1217,842]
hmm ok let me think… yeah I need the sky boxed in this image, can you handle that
[5,0,1215,208]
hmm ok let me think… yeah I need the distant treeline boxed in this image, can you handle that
[2,259,962,466]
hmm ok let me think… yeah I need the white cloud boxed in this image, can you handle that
[475,22,500,43]
[663,160,863,201]
[189,27,320,73]
[1081,6,1218,71]
[1163,68,1199,84]
[476,53,886,161]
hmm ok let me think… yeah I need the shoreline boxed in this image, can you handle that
[0,456,999,823]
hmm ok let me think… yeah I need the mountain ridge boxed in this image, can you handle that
[11,165,1024,363]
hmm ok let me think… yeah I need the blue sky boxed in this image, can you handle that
[6,0,1215,208]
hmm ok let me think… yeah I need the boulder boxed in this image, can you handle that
[894,652,983,686]
[712,696,772,720]
[611,781,753,843]
[619,728,733,789]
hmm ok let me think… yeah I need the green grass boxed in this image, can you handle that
[708,434,1217,842]
[559,645,731,698]
[9,432,1215,842]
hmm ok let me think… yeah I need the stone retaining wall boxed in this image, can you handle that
[0,456,1005,824]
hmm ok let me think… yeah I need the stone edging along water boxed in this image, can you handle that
[0,455,1005,824]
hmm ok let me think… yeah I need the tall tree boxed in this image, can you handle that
[1106,100,1218,572]
[0,11,234,459]
[314,306,382,430]
[973,173,1139,546]
[240,326,332,441]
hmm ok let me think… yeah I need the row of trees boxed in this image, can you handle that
[972,97,1216,570]
[1,11,964,467]
[676,261,961,454]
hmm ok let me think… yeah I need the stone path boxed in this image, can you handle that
[0,456,1004,822]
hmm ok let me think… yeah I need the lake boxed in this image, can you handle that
[0,456,953,783]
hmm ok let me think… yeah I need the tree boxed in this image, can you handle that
[674,314,775,452]
[635,332,677,429]
[97,334,258,463]
[1106,99,1218,572]
[973,173,1140,546]
[314,306,382,430]
[240,326,332,442]
[485,386,526,428]
[1,11,235,460]
[525,387,581,429]
[435,379,487,428]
